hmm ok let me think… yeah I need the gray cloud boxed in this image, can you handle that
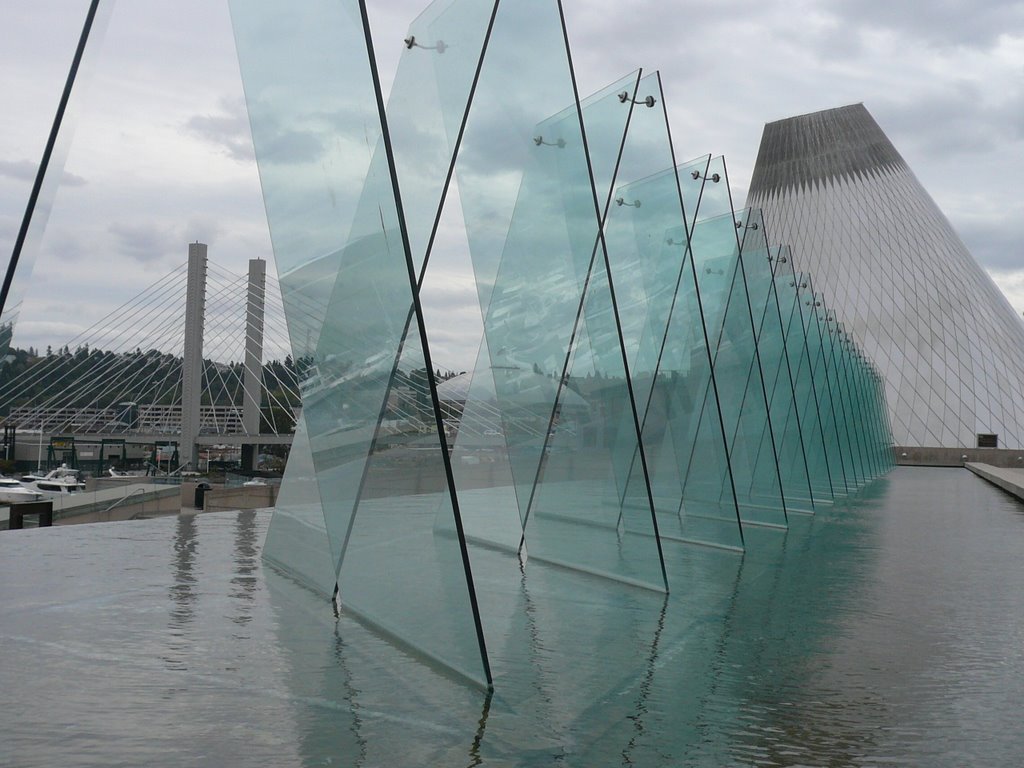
[184,99,256,162]
[184,215,225,248]
[959,222,1024,273]
[43,231,91,263]
[0,159,86,187]
[830,0,1024,50]
[108,221,183,264]
[874,84,1016,159]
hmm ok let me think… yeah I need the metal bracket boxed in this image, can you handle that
[691,170,721,183]
[617,92,657,108]
[404,35,447,53]
[533,136,566,148]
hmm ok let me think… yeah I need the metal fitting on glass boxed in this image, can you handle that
[615,197,641,208]
[404,36,447,53]
[533,135,566,148]
[691,170,721,183]
[735,220,759,230]
[617,92,657,107]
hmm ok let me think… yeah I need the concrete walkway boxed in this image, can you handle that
[965,462,1024,502]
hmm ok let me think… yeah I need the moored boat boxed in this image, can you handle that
[21,465,87,496]
[0,477,44,504]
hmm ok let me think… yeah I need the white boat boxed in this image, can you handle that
[0,477,44,504]
[21,465,87,496]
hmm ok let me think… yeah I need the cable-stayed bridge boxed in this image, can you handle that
[0,243,312,472]
[0,240,560,475]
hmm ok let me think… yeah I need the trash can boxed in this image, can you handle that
[194,482,213,509]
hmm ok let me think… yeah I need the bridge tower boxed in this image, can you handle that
[181,242,207,469]
[241,258,266,471]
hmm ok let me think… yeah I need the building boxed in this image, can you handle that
[747,103,1024,449]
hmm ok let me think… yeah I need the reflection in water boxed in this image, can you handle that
[230,510,258,626]
[330,629,368,765]
[467,689,493,768]
[619,596,667,766]
[3,471,1024,766]
[164,513,198,674]
[169,513,198,629]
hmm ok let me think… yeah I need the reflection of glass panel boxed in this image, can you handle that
[232,0,489,688]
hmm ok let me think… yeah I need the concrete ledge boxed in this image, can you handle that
[896,446,1024,468]
[204,483,278,513]
[965,462,1024,502]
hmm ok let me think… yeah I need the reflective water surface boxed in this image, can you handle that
[2,467,1023,766]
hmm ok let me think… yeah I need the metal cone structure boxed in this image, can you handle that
[747,103,1024,449]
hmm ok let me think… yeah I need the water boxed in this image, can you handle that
[1,467,1023,766]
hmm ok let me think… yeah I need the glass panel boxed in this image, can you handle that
[691,155,733,222]
[689,199,787,529]
[601,102,742,549]
[841,327,877,480]
[797,276,849,493]
[814,299,861,488]
[773,248,835,502]
[366,0,523,556]
[599,76,685,552]
[869,363,891,473]
[388,0,498,273]
[655,217,745,550]
[738,210,816,514]
[0,3,115,358]
[232,0,488,687]
[262,416,335,595]
[469,64,666,589]
[834,327,866,483]
[449,334,524,551]
[446,5,621,315]
[678,155,712,228]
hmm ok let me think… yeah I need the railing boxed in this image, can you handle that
[100,487,149,521]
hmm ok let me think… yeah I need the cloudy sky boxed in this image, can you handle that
[1,0,1022,369]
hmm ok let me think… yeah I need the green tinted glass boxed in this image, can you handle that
[738,210,816,514]
[690,201,787,530]
[233,0,489,688]
[773,250,835,502]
